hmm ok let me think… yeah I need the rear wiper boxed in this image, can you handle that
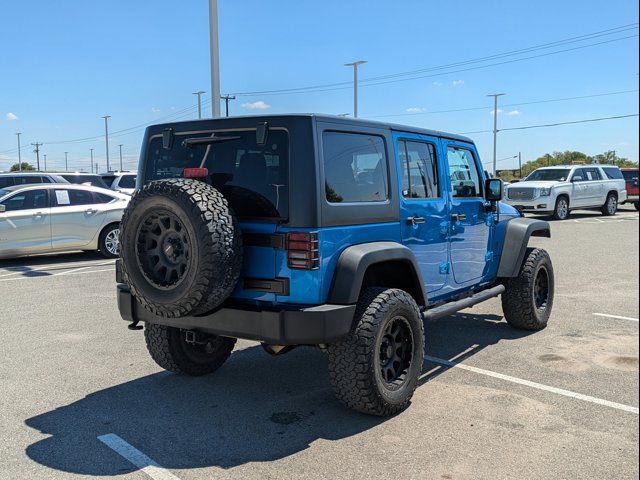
[182,135,241,148]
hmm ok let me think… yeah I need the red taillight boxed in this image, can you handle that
[183,167,209,179]
[287,232,319,270]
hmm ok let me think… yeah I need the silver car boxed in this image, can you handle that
[0,184,130,259]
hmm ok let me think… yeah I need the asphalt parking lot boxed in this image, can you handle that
[1,206,638,480]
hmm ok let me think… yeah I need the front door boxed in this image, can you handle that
[0,188,51,257]
[396,135,450,295]
[444,142,493,285]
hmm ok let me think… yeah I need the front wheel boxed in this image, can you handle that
[601,193,618,216]
[327,288,425,416]
[502,248,554,330]
[98,224,120,258]
[551,197,570,221]
[144,323,236,376]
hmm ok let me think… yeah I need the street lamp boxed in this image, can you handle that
[15,133,22,172]
[208,0,221,117]
[344,60,367,118]
[193,91,206,119]
[487,93,505,176]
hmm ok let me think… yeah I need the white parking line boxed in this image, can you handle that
[98,434,182,480]
[0,267,114,282]
[424,355,639,414]
[593,313,639,322]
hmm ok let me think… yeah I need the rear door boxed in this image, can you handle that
[395,134,449,294]
[50,188,107,249]
[0,188,51,255]
[443,141,493,285]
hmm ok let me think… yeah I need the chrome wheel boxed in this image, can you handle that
[104,228,120,256]
[556,198,569,220]
[607,195,617,215]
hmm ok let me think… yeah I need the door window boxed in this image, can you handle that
[53,189,95,206]
[14,176,43,185]
[118,175,136,189]
[399,140,439,199]
[572,169,587,182]
[583,168,601,181]
[0,189,49,211]
[323,131,388,203]
[94,192,117,204]
[0,177,14,188]
[447,147,481,198]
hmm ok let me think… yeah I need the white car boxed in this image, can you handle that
[100,172,137,195]
[0,184,129,259]
[503,165,627,220]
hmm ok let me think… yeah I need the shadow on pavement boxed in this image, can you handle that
[25,312,537,476]
[0,251,107,278]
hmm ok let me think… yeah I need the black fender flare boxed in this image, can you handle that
[327,242,427,305]
[497,218,551,278]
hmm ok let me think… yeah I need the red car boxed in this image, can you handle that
[621,168,639,210]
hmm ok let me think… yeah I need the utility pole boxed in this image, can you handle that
[43,154,47,172]
[518,151,522,179]
[193,91,206,119]
[612,150,616,165]
[344,60,367,118]
[95,163,99,175]
[546,153,551,166]
[31,143,42,170]
[118,144,123,171]
[221,94,235,117]
[102,115,111,171]
[65,152,69,171]
[487,93,505,176]
[15,133,22,172]
[208,0,221,117]
[90,148,94,173]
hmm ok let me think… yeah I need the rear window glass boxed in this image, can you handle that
[322,131,388,203]
[145,129,289,219]
[622,170,639,182]
[602,167,623,180]
[118,175,136,189]
[0,177,14,188]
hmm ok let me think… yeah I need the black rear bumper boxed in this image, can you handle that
[117,285,356,345]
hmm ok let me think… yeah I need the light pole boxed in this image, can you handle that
[344,60,367,118]
[15,133,22,172]
[208,0,221,117]
[90,148,94,173]
[487,93,505,176]
[102,115,111,171]
[118,144,123,171]
[43,154,47,172]
[193,91,206,119]
[65,152,69,171]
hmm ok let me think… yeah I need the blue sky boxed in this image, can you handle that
[1,0,638,172]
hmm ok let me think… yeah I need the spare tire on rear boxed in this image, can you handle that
[119,178,242,318]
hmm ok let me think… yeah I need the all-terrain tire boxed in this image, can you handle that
[120,178,242,318]
[144,323,236,376]
[551,196,570,220]
[98,223,120,259]
[635,202,639,211]
[327,288,425,416]
[502,248,554,330]
[601,192,618,216]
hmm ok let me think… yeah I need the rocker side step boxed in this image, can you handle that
[422,284,506,321]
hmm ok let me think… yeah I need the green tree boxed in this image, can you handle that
[10,162,35,172]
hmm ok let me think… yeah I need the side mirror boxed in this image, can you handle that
[485,178,503,202]
[572,175,583,182]
[0,204,5,213]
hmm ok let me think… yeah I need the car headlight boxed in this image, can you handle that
[539,187,552,197]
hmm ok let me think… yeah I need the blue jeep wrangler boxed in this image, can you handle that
[117,114,553,416]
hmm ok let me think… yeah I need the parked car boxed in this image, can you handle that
[57,172,111,189]
[503,165,627,220]
[0,184,129,259]
[0,172,69,188]
[620,167,639,210]
[115,114,554,416]
[100,171,137,195]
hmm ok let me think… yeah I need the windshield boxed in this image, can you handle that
[0,188,9,199]
[144,129,289,219]
[525,169,571,182]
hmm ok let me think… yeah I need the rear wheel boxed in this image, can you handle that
[144,323,236,376]
[327,288,424,416]
[502,248,554,330]
[601,193,618,216]
[551,196,570,220]
[98,223,120,258]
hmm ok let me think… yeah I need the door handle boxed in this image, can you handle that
[85,208,97,214]
[406,216,425,226]
[451,213,467,222]
[33,212,44,218]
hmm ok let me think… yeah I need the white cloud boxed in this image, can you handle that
[241,100,271,110]
[490,109,504,115]
[151,107,161,113]
[6,112,18,121]
[507,110,522,116]
[432,81,444,87]
[452,80,464,86]
[406,107,427,113]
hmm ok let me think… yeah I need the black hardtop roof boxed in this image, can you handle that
[146,113,474,144]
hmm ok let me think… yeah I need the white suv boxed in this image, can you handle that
[504,165,627,220]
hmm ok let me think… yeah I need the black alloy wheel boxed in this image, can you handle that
[379,316,414,387]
